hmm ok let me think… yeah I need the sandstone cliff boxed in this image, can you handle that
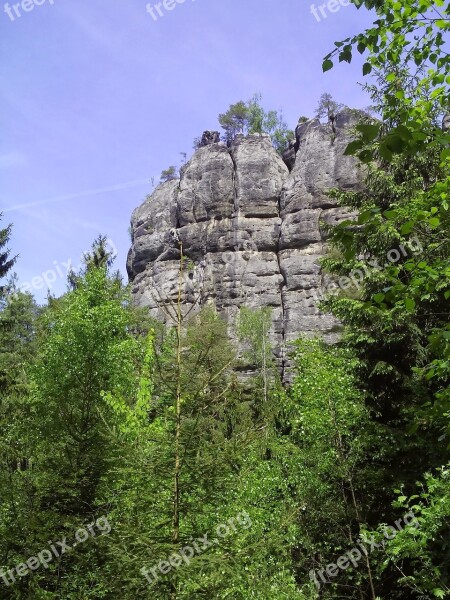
[127,109,364,379]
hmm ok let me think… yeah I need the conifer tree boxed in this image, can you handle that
[1,245,144,598]
[0,215,16,293]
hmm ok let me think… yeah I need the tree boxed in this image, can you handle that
[315,92,344,122]
[321,145,450,596]
[218,95,294,154]
[289,338,384,599]
[370,465,450,598]
[0,225,40,600]
[238,306,276,405]
[218,100,249,144]
[68,234,117,289]
[4,254,145,598]
[321,0,450,450]
[160,166,178,183]
[0,215,16,295]
[0,218,34,396]
[323,0,450,163]
[0,283,39,395]
[0,286,40,600]
[33,264,140,510]
[319,1,450,595]
[98,259,247,597]
[96,249,305,599]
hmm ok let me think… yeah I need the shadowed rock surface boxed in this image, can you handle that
[127,109,365,380]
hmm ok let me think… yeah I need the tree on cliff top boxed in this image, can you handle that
[315,92,345,123]
[218,94,294,154]
[160,165,178,183]
[218,100,249,144]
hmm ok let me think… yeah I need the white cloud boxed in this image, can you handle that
[3,177,150,213]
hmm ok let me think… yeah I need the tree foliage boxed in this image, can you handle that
[1,2,450,598]
[218,94,294,153]
[323,0,450,163]
[160,166,179,183]
[0,215,16,294]
[315,92,345,122]
[319,1,450,596]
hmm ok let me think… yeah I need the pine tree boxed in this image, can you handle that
[98,244,242,597]
[218,95,293,153]
[218,100,249,144]
[0,215,16,293]
[0,284,39,395]
[315,92,344,122]
[160,166,179,183]
[5,252,145,598]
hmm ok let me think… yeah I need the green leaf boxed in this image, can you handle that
[401,221,414,235]
[385,134,407,153]
[379,144,393,162]
[344,140,364,155]
[441,148,450,161]
[357,123,381,142]
[323,59,334,72]
[428,217,440,228]
[404,298,416,312]
[363,62,373,75]
[393,125,413,141]
[358,210,373,224]
[358,149,375,163]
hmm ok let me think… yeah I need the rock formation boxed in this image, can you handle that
[198,130,221,146]
[127,109,364,380]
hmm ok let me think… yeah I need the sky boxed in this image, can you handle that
[0,0,375,303]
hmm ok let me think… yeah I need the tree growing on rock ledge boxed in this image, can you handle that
[315,92,345,123]
[218,93,294,154]
[160,165,178,183]
[218,100,249,144]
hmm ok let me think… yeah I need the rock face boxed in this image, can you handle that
[199,130,221,146]
[127,109,364,380]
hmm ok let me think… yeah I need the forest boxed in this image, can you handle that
[0,0,449,598]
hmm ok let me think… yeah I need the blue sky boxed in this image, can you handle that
[0,0,374,303]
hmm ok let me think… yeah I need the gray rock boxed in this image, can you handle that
[443,113,450,132]
[127,110,365,381]
[282,139,297,171]
[178,144,234,226]
[232,134,288,218]
[199,131,221,146]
